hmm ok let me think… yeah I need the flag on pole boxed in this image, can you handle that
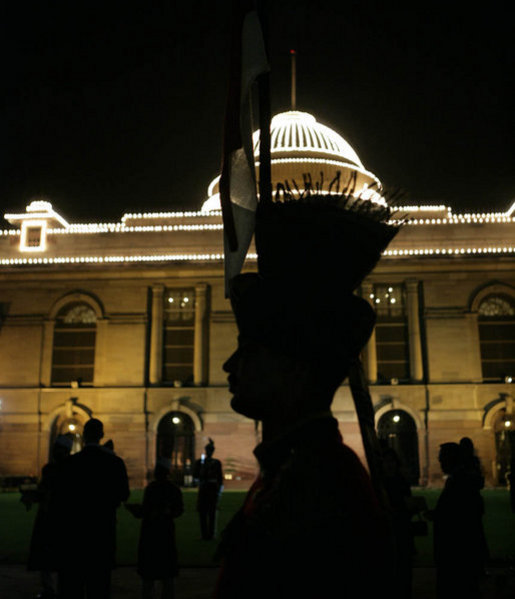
[220,0,270,294]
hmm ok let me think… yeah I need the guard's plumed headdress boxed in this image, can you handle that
[230,180,402,387]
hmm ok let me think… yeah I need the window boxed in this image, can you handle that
[26,227,42,247]
[478,294,515,380]
[20,221,47,251]
[372,284,409,381]
[377,409,420,485]
[162,289,195,384]
[156,411,195,486]
[51,303,97,384]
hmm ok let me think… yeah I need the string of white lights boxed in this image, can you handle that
[1,211,514,237]
[121,210,221,222]
[1,213,514,237]
[48,223,224,234]
[1,246,514,267]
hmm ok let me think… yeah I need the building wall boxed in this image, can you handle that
[1,220,514,489]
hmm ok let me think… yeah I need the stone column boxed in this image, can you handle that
[93,318,108,386]
[465,312,484,383]
[406,280,423,382]
[149,285,165,385]
[40,319,54,387]
[194,283,208,386]
[361,282,377,383]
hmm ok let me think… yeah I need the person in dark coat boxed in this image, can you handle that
[381,446,415,599]
[459,436,485,490]
[54,418,130,599]
[193,438,223,540]
[215,192,400,598]
[136,457,184,599]
[432,442,485,599]
[25,434,72,599]
[508,431,515,513]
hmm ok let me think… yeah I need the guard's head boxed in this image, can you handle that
[205,438,215,457]
[225,192,400,421]
[83,418,104,444]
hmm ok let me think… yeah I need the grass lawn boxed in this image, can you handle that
[1,488,513,567]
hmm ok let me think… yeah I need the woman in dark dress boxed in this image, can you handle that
[137,458,184,599]
[26,435,72,599]
[381,447,415,599]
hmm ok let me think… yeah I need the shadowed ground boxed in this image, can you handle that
[1,489,514,597]
[1,565,515,598]
[1,489,514,566]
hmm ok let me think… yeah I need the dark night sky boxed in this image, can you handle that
[1,1,513,222]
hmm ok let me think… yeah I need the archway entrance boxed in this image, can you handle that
[378,409,420,485]
[493,409,514,486]
[50,416,84,458]
[156,411,195,486]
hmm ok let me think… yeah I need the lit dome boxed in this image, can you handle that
[256,111,364,167]
[202,110,382,211]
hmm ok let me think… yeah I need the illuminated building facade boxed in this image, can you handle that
[0,111,514,488]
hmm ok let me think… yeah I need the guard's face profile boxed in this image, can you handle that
[223,338,298,420]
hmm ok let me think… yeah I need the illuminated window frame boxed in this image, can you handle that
[20,220,47,252]
[162,289,196,385]
[372,284,410,382]
[51,302,97,386]
[478,294,515,382]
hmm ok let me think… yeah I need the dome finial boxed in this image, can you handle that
[290,49,297,111]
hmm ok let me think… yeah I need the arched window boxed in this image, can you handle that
[51,303,97,385]
[50,416,84,456]
[156,411,195,485]
[478,294,515,381]
[377,409,420,485]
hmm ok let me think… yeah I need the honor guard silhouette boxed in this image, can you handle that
[193,438,224,540]
[216,183,402,599]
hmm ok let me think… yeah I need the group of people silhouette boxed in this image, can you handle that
[24,420,223,599]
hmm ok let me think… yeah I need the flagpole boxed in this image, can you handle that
[290,49,296,111]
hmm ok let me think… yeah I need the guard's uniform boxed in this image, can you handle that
[193,456,223,539]
[215,416,393,598]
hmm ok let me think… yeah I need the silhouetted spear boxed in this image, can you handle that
[328,171,341,194]
[348,170,357,197]
[341,171,354,197]
[349,360,390,509]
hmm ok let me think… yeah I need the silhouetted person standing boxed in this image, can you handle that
[55,418,130,599]
[381,446,414,599]
[25,434,72,599]
[137,458,183,599]
[433,442,484,599]
[459,436,485,490]
[508,431,515,513]
[215,193,399,598]
[193,438,223,540]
